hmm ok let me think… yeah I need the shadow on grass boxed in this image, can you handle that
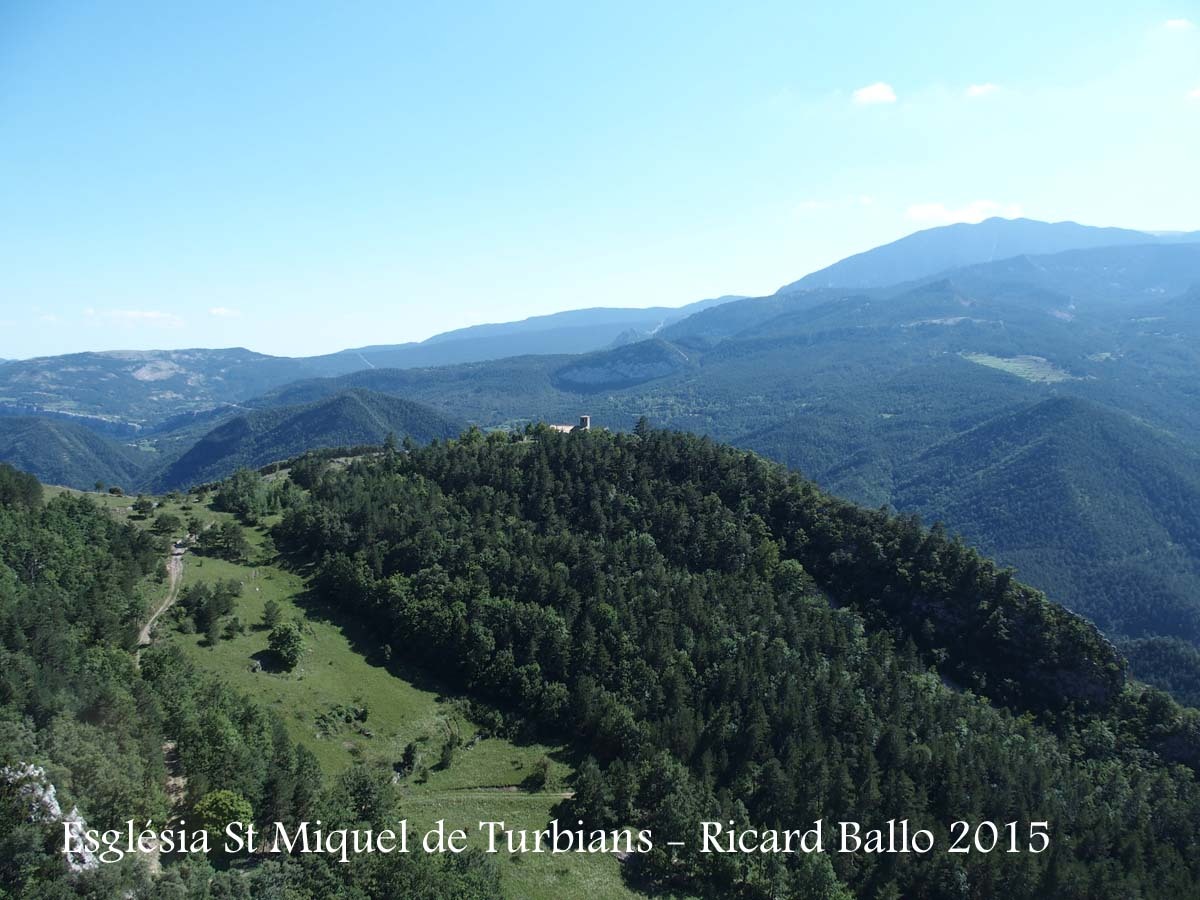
[519,769,550,793]
[279,575,452,699]
[273,578,580,758]
[250,648,289,674]
[267,553,629,815]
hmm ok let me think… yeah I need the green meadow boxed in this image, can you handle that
[960,351,1075,383]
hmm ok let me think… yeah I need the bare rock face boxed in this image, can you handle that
[1,762,99,873]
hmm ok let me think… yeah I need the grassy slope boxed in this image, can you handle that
[128,498,649,900]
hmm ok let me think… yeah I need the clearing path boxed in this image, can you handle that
[138,540,187,648]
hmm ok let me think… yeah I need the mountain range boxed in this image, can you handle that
[0,296,741,430]
[8,215,1200,702]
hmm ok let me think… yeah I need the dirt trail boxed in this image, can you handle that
[162,740,186,809]
[138,541,186,648]
[135,540,189,874]
[142,740,187,875]
[434,788,576,799]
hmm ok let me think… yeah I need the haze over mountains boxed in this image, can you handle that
[305,295,742,375]
[0,296,742,430]
[7,215,1200,701]
[777,216,1200,293]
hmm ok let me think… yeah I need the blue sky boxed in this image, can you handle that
[2,1,1198,359]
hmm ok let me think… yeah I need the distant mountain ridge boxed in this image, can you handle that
[423,297,741,343]
[6,218,1196,429]
[663,240,1200,353]
[303,295,743,374]
[2,297,742,425]
[0,347,324,429]
[778,217,1200,293]
[926,242,1200,305]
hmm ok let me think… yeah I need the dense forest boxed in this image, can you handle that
[0,462,500,898]
[7,422,1200,897]
[265,426,1200,899]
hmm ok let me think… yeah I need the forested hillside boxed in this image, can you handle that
[891,397,1200,643]
[0,415,148,490]
[148,389,462,490]
[271,427,1200,899]
[0,463,502,897]
[1122,637,1200,709]
[6,425,1200,897]
[745,394,1200,645]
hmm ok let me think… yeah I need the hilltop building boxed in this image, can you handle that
[548,415,591,434]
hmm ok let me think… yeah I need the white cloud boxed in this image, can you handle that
[208,306,242,318]
[906,200,1024,225]
[89,309,184,327]
[852,82,897,105]
[966,83,1001,98]
[1165,18,1195,30]
[1190,86,1200,100]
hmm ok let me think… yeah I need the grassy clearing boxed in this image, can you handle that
[45,484,138,516]
[43,486,224,532]
[960,352,1075,383]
